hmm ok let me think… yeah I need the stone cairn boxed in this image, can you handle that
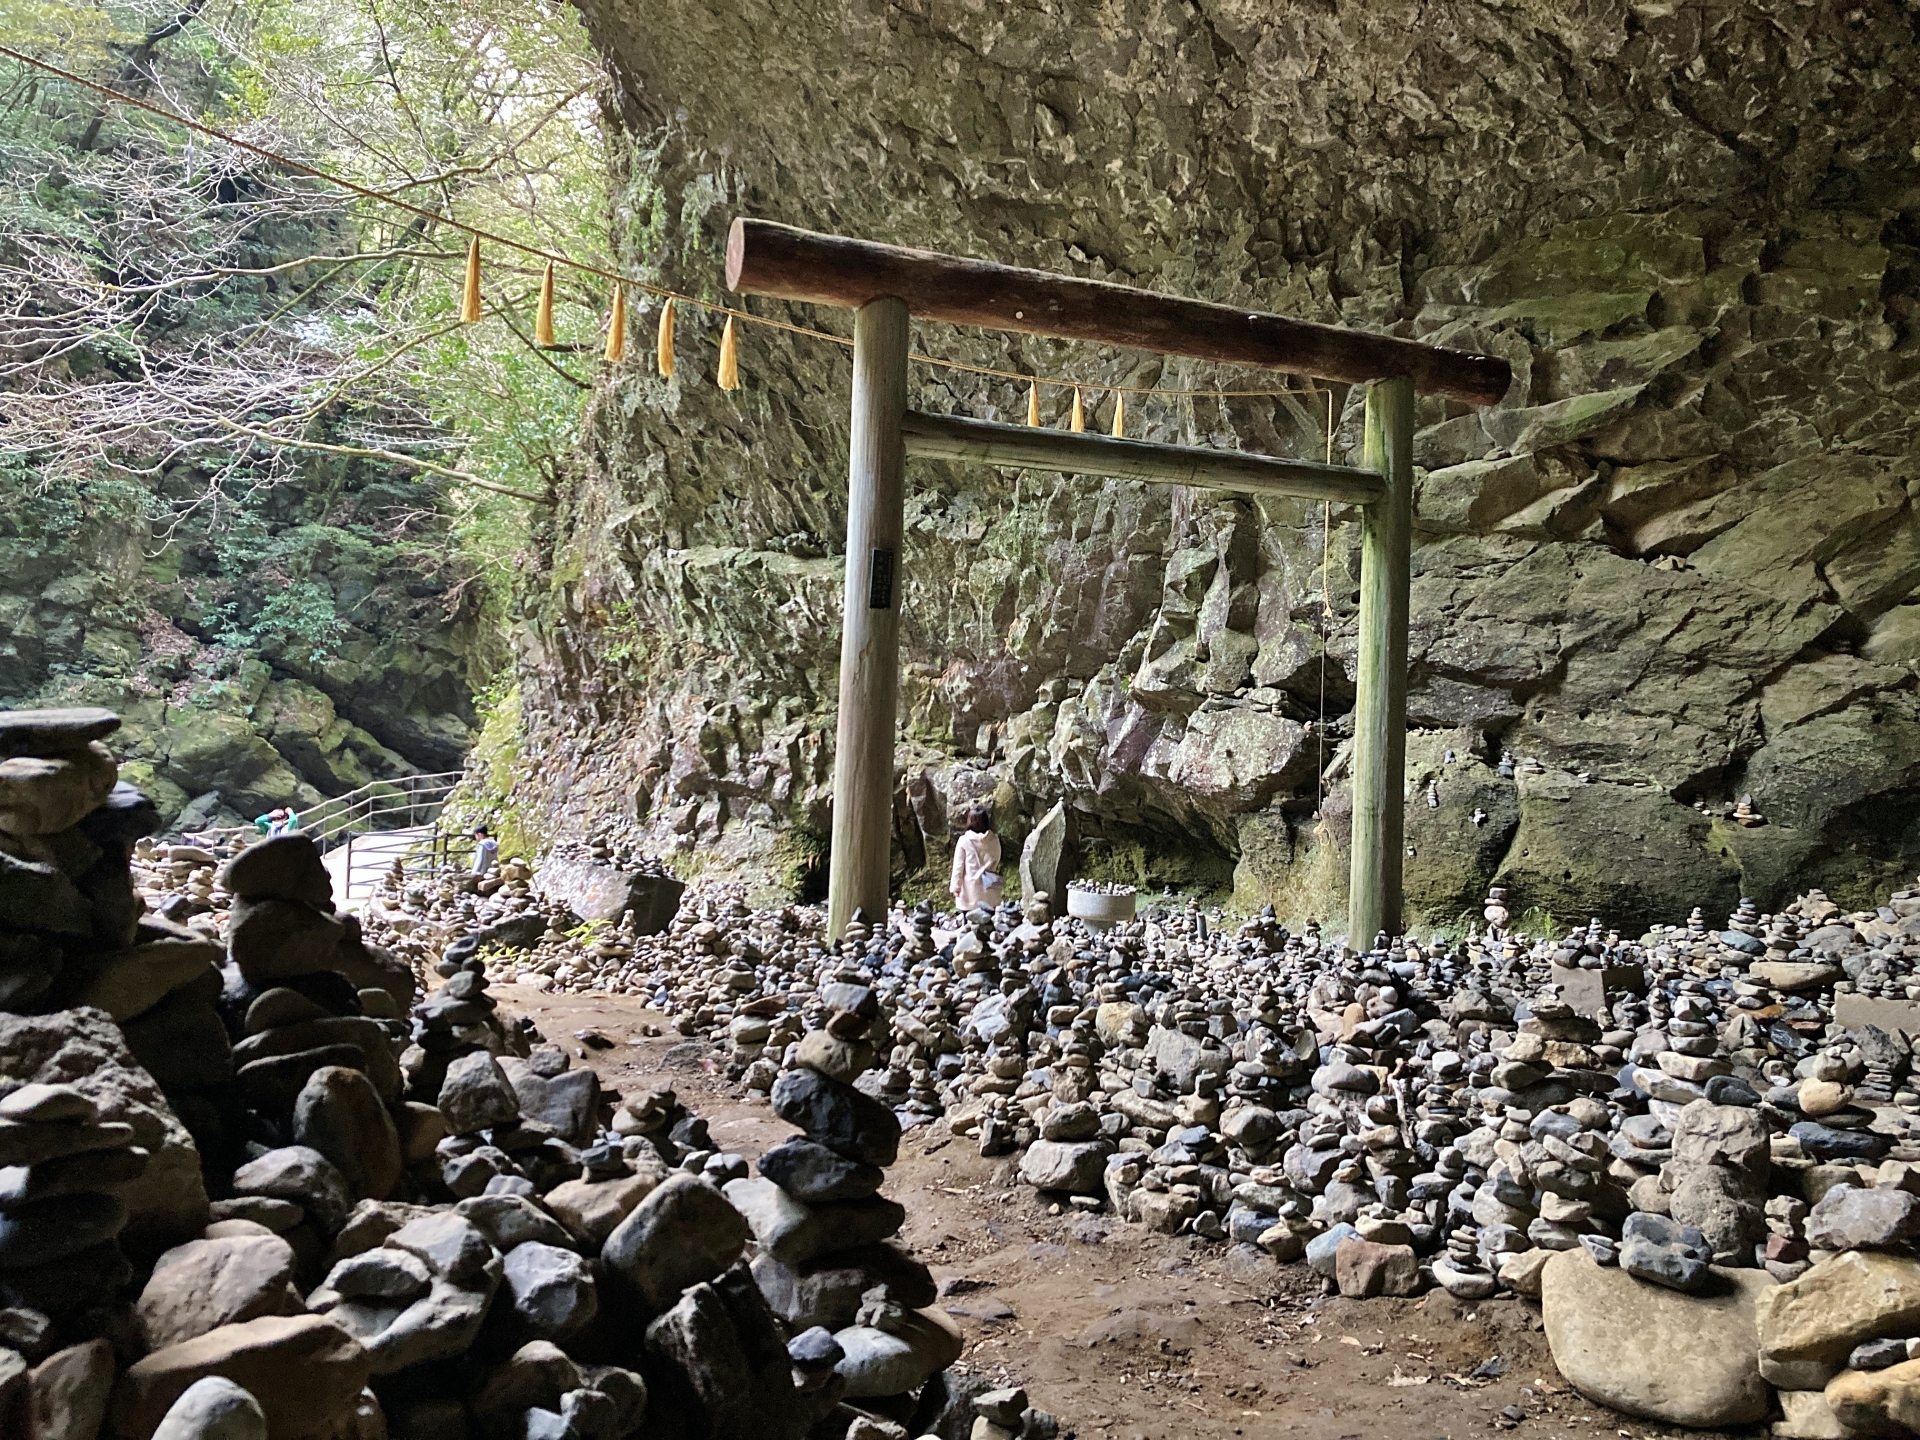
[0,706,977,1440]
[448,820,1920,1438]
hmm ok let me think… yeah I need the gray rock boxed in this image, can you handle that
[756,1138,884,1202]
[1807,1185,1920,1251]
[225,897,345,984]
[291,1066,402,1201]
[770,1069,899,1167]
[1017,1139,1112,1195]
[503,1241,598,1338]
[602,1173,750,1312]
[644,1263,800,1439]
[232,1146,354,1234]
[505,1066,599,1148]
[750,1244,936,1332]
[219,836,333,908]
[1619,1211,1713,1292]
[150,1376,269,1440]
[136,1235,299,1349]
[319,1248,433,1302]
[437,1052,520,1136]
[384,1213,497,1286]
[1306,1223,1360,1276]
[454,1194,574,1252]
[722,1178,904,1266]
[832,1308,964,1398]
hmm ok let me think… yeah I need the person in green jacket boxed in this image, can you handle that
[253,807,300,836]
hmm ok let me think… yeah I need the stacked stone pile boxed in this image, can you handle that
[726,976,960,1426]
[0,706,981,1440]
[390,834,1920,1434]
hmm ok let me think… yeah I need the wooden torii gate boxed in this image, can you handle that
[726,218,1511,947]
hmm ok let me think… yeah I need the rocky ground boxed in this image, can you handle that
[15,701,1920,1439]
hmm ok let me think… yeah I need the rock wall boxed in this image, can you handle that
[531,0,1920,930]
[1,462,495,828]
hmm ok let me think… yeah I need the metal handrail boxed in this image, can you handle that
[189,769,466,854]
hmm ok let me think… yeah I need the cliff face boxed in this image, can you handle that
[533,0,1920,929]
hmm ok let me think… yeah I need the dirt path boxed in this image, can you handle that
[493,985,1727,1440]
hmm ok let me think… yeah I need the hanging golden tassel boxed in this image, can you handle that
[1070,387,1085,432]
[1026,380,1040,427]
[656,298,676,378]
[716,315,740,391]
[459,236,482,323]
[534,261,556,348]
[604,286,627,362]
[1110,391,1126,438]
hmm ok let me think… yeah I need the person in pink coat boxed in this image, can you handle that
[949,806,1004,913]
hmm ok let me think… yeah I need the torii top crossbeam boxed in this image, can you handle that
[725,217,1510,946]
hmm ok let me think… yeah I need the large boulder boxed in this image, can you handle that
[1541,1249,1774,1427]
[111,1314,370,1440]
[532,854,683,933]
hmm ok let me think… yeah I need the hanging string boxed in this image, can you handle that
[604,286,626,362]
[0,45,1346,411]
[534,260,556,347]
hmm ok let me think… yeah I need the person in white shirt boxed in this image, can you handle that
[948,806,1004,913]
[471,826,499,877]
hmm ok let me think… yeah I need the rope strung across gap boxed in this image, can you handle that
[1,42,1339,408]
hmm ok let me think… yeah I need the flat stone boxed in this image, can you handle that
[544,1169,662,1249]
[150,1376,269,1440]
[136,1235,299,1350]
[0,707,119,759]
[219,837,333,909]
[1776,1388,1848,1439]
[756,1138,884,1202]
[243,989,331,1036]
[1750,961,1842,992]
[75,939,226,1023]
[601,1173,750,1312]
[453,1194,572,1252]
[504,1066,598,1148]
[723,1177,904,1266]
[1758,1251,1920,1389]
[0,1141,148,1205]
[231,1147,353,1235]
[111,1315,371,1440]
[318,1248,432,1302]
[0,746,117,835]
[0,1083,97,1124]
[0,1191,126,1267]
[1542,1249,1774,1428]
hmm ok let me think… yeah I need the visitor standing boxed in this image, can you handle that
[254,807,299,836]
[949,806,1004,912]
[471,826,499,877]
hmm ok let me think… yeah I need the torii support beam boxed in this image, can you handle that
[728,218,1503,944]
